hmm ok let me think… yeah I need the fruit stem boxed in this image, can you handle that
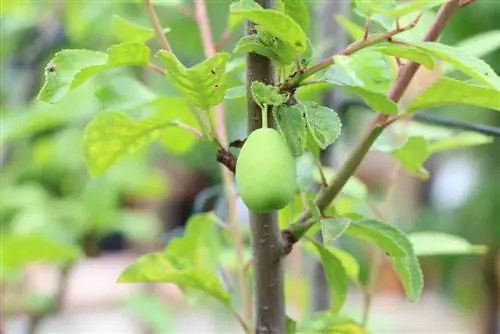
[261,106,268,129]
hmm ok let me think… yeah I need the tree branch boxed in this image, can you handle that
[281,13,423,92]
[144,0,171,51]
[247,1,286,332]
[283,0,464,244]
[193,0,251,330]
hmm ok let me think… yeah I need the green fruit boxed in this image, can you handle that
[236,128,297,213]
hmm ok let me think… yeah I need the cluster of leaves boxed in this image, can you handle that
[14,0,500,332]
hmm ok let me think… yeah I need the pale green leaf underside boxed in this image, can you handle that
[273,104,307,157]
[346,219,423,302]
[251,81,284,107]
[229,3,307,54]
[408,232,488,256]
[38,43,150,104]
[117,252,230,306]
[321,218,351,245]
[308,240,347,314]
[303,101,342,149]
[156,51,230,110]
[407,77,500,113]
[415,42,500,90]
[1,234,82,270]
[391,136,431,179]
[428,132,493,153]
[346,86,399,115]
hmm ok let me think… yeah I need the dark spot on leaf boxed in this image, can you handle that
[211,69,216,75]
[214,84,219,89]
[295,41,303,48]
[46,63,57,72]
[385,252,390,256]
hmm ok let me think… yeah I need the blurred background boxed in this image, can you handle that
[1,0,499,333]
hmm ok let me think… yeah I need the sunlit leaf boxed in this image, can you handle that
[346,86,399,115]
[273,103,307,157]
[346,219,423,302]
[117,253,230,307]
[111,14,156,43]
[296,312,365,334]
[282,0,309,31]
[388,0,448,18]
[415,42,500,90]
[38,43,150,104]
[229,2,308,53]
[370,42,436,69]
[444,30,500,73]
[1,234,82,270]
[327,51,396,94]
[83,111,197,176]
[428,132,493,153]
[308,240,347,314]
[407,77,500,113]
[225,86,246,100]
[156,51,230,110]
[353,0,396,17]
[251,81,284,107]
[233,34,295,65]
[408,232,488,256]
[303,101,342,149]
[335,15,364,40]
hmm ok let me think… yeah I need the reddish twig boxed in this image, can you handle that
[144,0,171,51]
[147,62,165,76]
[216,29,232,52]
[216,147,237,173]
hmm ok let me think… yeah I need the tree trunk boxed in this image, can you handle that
[246,1,286,332]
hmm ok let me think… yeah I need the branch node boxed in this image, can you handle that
[216,147,237,173]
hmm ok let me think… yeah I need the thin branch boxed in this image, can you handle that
[178,4,195,19]
[314,158,328,188]
[283,0,464,242]
[283,13,423,90]
[193,0,252,330]
[171,121,203,138]
[144,0,171,51]
[216,29,232,52]
[147,62,165,76]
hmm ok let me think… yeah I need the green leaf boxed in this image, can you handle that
[407,77,500,113]
[286,316,297,334]
[408,232,488,256]
[225,86,246,100]
[303,101,342,149]
[229,2,308,53]
[117,253,231,306]
[308,240,347,314]
[444,30,500,73]
[370,42,436,69]
[273,103,307,156]
[282,0,310,32]
[346,219,423,302]
[124,294,172,333]
[327,51,396,94]
[388,0,448,18]
[296,312,366,334]
[251,81,284,107]
[321,218,351,245]
[394,136,430,179]
[308,199,322,222]
[428,132,493,153]
[111,15,156,43]
[335,15,364,40]
[156,51,230,110]
[312,166,368,200]
[38,43,150,104]
[328,248,360,284]
[83,112,169,176]
[345,86,399,115]
[353,0,396,17]
[415,42,500,90]
[233,34,295,65]
[1,234,82,270]
[165,212,220,270]
[376,136,430,179]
